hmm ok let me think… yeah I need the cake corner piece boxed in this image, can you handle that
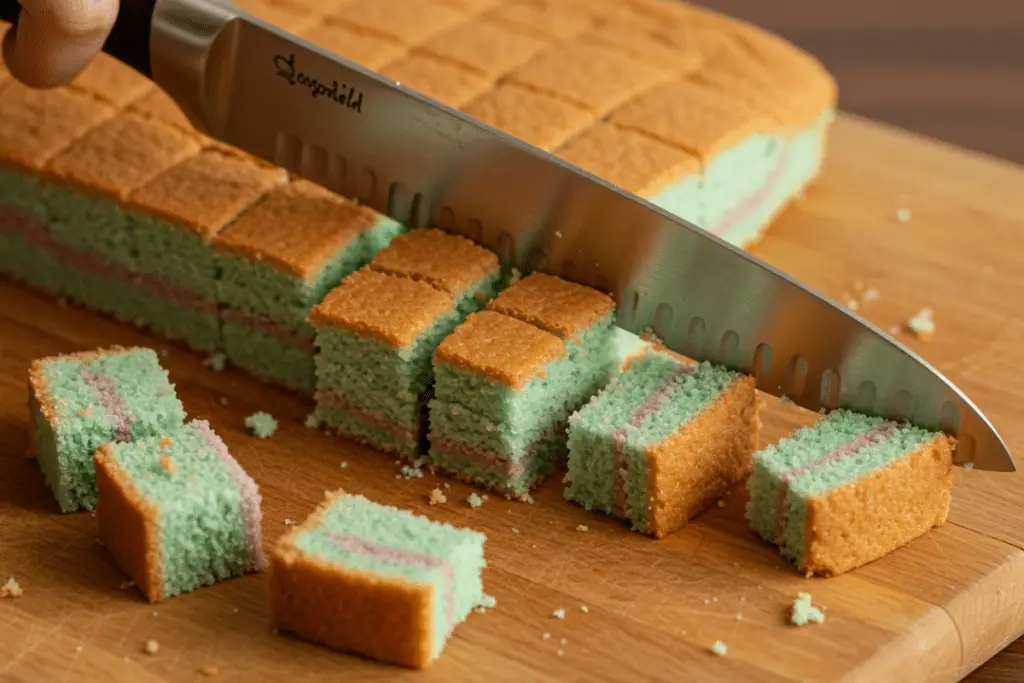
[746,409,954,576]
[269,489,487,669]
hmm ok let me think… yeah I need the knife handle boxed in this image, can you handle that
[0,0,157,78]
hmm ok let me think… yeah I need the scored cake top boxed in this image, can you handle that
[67,53,153,109]
[434,310,566,389]
[310,268,455,348]
[369,228,500,296]
[487,272,615,340]
[462,83,594,151]
[298,20,406,71]
[46,112,201,202]
[213,181,379,282]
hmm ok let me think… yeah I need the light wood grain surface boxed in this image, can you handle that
[2,115,1024,682]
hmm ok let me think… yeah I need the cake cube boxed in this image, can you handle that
[429,311,583,497]
[462,84,595,150]
[269,490,487,669]
[28,346,186,513]
[746,409,954,576]
[125,150,287,351]
[94,419,267,602]
[368,228,502,315]
[564,349,758,537]
[310,269,461,459]
[67,53,154,107]
[214,181,405,392]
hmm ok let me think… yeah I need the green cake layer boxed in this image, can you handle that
[29,346,186,512]
[428,309,617,497]
[746,409,936,566]
[564,350,737,530]
[96,419,266,602]
[272,491,486,665]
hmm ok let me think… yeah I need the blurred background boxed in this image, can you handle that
[699,0,1024,164]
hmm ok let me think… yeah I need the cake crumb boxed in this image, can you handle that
[906,307,935,340]
[143,639,160,655]
[120,579,135,590]
[153,611,159,617]
[283,519,294,526]
[203,353,227,372]
[76,646,83,653]
[160,454,177,474]
[575,524,589,532]
[443,482,450,489]
[542,632,550,640]
[508,267,522,284]
[580,605,589,613]
[219,396,229,406]
[556,648,564,657]
[964,462,975,471]
[791,592,825,626]
[888,326,901,336]
[560,637,568,645]
[340,461,348,469]
[199,667,219,677]
[511,527,520,534]
[716,499,726,509]
[863,287,880,303]
[472,593,497,614]
[399,465,424,479]
[304,413,322,429]
[845,298,859,311]
[710,640,728,656]
[896,207,912,223]
[428,488,447,505]
[552,607,565,620]
[245,412,278,438]
[466,492,484,508]
[736,614,743,621]
[1,577,23,599]
[640,326,664,345]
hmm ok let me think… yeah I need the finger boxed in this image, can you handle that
[3,0,119,88]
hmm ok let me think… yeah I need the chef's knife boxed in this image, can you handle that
[1,0,1013,472]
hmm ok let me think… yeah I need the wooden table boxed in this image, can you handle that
[2,115,1024,682]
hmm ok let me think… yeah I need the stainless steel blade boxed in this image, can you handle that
[148,0,1014,472]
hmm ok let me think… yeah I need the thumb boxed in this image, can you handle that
[2,0,120,88]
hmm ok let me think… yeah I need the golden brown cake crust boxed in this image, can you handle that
[378,54,491,108]
[0,83,115,172]
[299,21,406,70]
[127,150,287,239]
[45,113,201,202]
[94,444,164,603]
[369,228,499,295]
[557,123,699,197]
[270,489,435,669]
[310,268,454,349]
[802,434,955,577]
[233,0,323,33]
[646,376,759,538]
[484,0,595,41]
[415,18,549,77]
[462,84,594,151]
[67,54,153,107]
[126,87,194,134]
[508,39,671,112]
[486,272,614,340]
[330,0,466,44]
[214,182,377,282]
[610,80,776,161]
[433,311,565,389]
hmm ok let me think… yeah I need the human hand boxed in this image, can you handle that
[2,0,119,88]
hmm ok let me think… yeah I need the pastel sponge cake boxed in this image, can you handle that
[94,419,266,602]
[564,349,758,537]
[746,409,954,576]
[28,347,187,513]
[214,181,406,392]
[269,490,487,668]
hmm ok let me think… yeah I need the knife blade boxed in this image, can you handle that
[0,0,1013,472]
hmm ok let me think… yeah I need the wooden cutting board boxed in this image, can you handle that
[1,114,1023,683]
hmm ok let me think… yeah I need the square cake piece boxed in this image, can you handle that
[94,419,267,602]
[564,349,758,537]
[310,268,460,460]
[269,490,487,669]
[28,347,186,513]
[746,409,954,577]
[215,181,405,392]
[126,150,287,351]
[429,310,595,497]
[368,228,502,315]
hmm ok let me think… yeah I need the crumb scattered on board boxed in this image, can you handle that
[245,412,278,438]
[473,594,497,614]
[304,413,322,429]
[398,465,423,479]
[467,492,484,508]
[575,524,588,532]
[203,353,227,372]
[1,577,23,598]
[552,607,565,620]
[283,519,295,526]
[791,592,826,626]
[580,605,589,613]
[340,461,348,469]
[511,527,520,534]
[710,640,728,656]
[896,207,912,223]
[542,632,550,640]
[199,666,219,677]
[428,488,447,505]
[120,579,135,590]
[906,307,935,340]
[143,639,160,655]
[716,499,726,509]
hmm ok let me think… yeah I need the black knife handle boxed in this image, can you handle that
[0,0,156,77]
